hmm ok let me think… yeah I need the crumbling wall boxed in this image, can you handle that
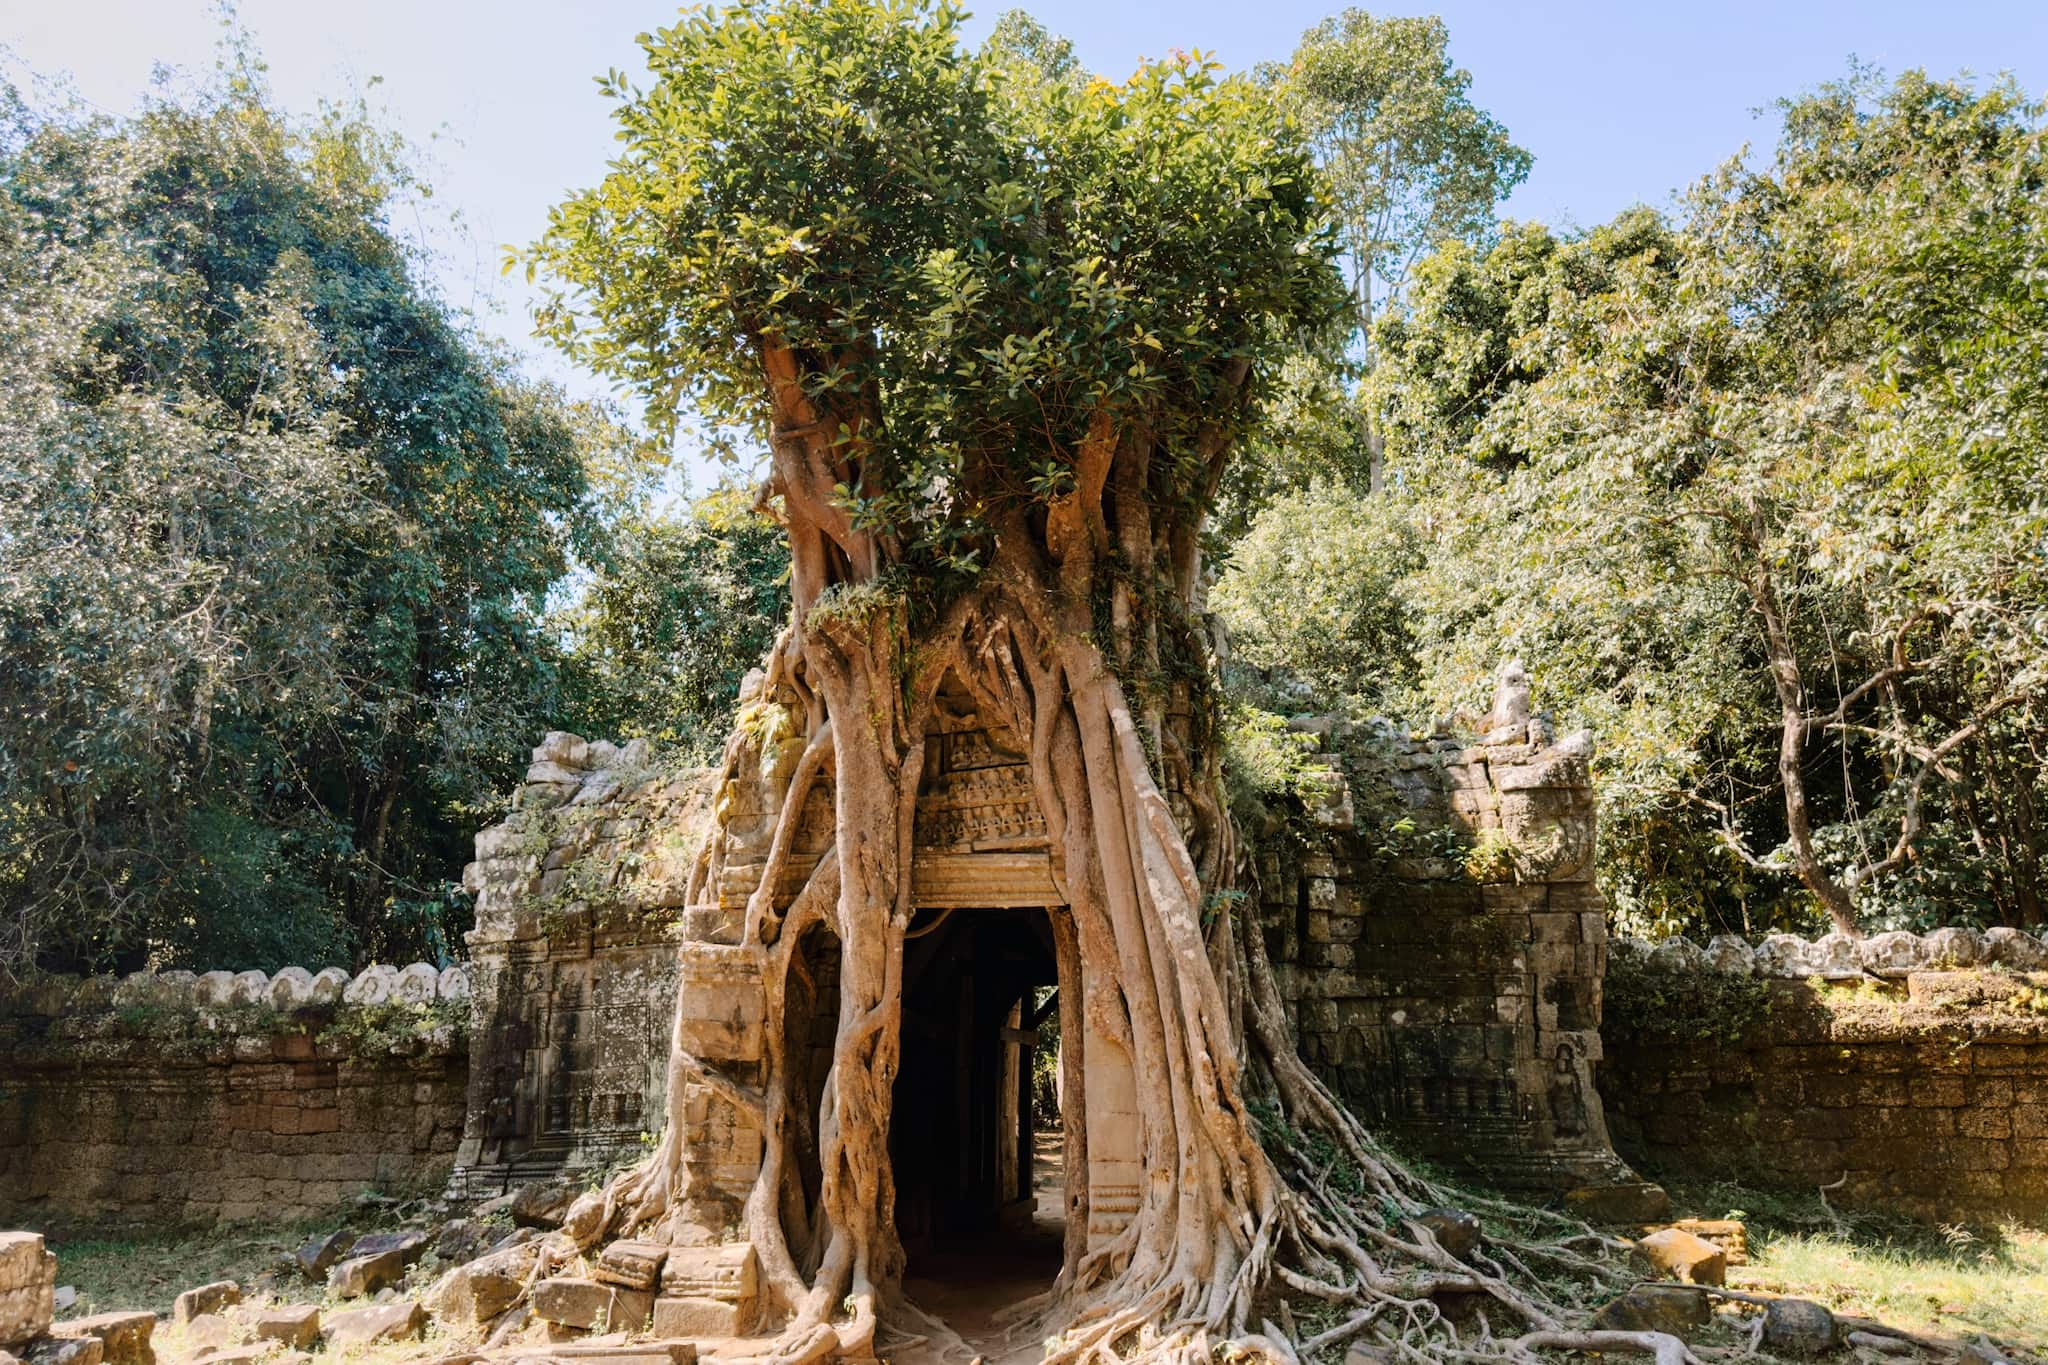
[1598,929,2048,1223]
[451,732,764,1228]
[1256,684,1659,1214]
[0,964,469,1224]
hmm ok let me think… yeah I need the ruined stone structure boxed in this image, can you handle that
[0,966,468,1224]
[1599,931,2048,1223]
[1255,703,1657,1211]
[451,665,1661,1262]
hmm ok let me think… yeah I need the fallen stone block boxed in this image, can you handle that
[1411,1209,1481,1261]
[510,1185,577,1230]
[422,1248,532,1330]
[593,1243,669,1293]
[346,1232,428,1267]
[246,1306,319,1351]
[1589,1284,1711,1340]
[1560,1181,1670,1225]
[1631,1226,1727,1286]
[169,1285,239,1329]
[24,1337,102,1365]
[650,1298,742,1339]
[54,1312,156,1365]
[0,1233,58,1350]
[1763,1299,1838,1358]
[328,1248,407,1299]
[657,1246,756,1306]
[322,1302,426,1348]
[175,1314,234,1356]
[531,1280,652,1334]
[293,1232,355,1282]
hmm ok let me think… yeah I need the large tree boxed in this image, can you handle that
[1372,71,2048,937]
[528,4,1643,1363]
[0,63,642,974]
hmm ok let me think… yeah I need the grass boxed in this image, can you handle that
[50,1219,342,1318]
[1664,1176,2048,1354]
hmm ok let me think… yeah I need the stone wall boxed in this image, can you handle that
[449,733,719,1201]
[0,963,470,1225]
[1597,928,2048,1223]
[1256,678,1659,1214]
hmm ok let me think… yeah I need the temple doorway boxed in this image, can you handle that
[892,904,1066,1312]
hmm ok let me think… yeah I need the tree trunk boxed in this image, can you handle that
[1746,556,1859,936]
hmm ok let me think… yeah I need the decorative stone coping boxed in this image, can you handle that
[1613,925,2048,980]
[0,960,471,1018]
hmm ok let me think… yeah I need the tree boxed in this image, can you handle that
[1269,9,1529,492]
[562,483,790,758]
[0,61,644,975]
[1373,71,2048,936]
[527,3,1616,1360]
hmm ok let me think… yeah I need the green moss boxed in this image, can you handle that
[1603,951,1773,1044]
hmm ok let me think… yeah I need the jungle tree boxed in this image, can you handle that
[529,3,1648,1362]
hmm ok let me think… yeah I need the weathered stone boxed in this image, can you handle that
[225,971,269,1007]
[1642,1219,1747,1267]
[1630,1227,1726,1286]
[246,1306,319,1350]
[1810,932,1862,979]
[1411,1209,1482,1261]
[193,971,237,1006]
[1754,933,1814,976]
[1860,930,1929,975]
[531,1280,652,1334]
[1704,935,1754,974]
[650,1297,744,1338]
[1589,1285,1710,1339]
[560,1191,611,1249]
[437,966,471,1001]
[510,1184,577,1230]
[1562,1183,1670,1225]
[307,967,350,1006]
[170,1285,239,1329]
[1762,1299,1838,1357]
[593,1242,669,1293]
[433,1221,487,1266]
[24,1337,101,1365]
[55,1313,155,1365]
[327,1248,407,1299]
[1922,927,1984,969]
[422,1248,530,1329]
[393,963,440,1005]
[294,1231,356,1282]
[322,1302,426,1347]
[1984,927,2048,971]
[267,968,315,1011]
[659,1246,756,1305]
[50,1290,74,1315]
[347,1232,428,1267]
[174,1315,233,1355]
[0,1232,57,1349]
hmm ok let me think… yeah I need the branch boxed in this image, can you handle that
[1511,1330,1698,1365]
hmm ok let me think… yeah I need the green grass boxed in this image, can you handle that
[1664,1177,2048,1353]
[50,1220,341,1318]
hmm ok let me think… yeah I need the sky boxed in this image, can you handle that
[7,0,2046,485]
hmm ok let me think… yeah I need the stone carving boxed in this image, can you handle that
[1626,925,2048,980]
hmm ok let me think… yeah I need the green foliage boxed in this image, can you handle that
[1355,68,2048,936]
[1602,950,1773,1045]
[0,54,649,975]
[1212,480,1419,714]
[527,0,1347,582]
[561,483,789,762]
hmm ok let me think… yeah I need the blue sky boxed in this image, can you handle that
[8,1,2045,485]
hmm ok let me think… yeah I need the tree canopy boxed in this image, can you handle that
[0,62,648,974]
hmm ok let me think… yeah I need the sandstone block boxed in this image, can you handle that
[327,1248,406,1299]
[422,1253,527,1329]
[437,966,471,1001]
[174,1315,233,1355]
[659,1245,757,1305]
[1762,1299,1838,1357]
[392,964,439,1005]
[651,1297,742,1338]
[308,968,350,1006]
[267,968,315,1011]
[346,1232,428,1267]
[0,1232,57,1349]
[194,971,237,1006]
[55,1313,155,1365]
[294,1231,355,1282]
[343,965,396,1006]
[225,972,269,1007]
[170,1284,239,1329]
[322,1302,425,1347]
[246,1306,319,1350]
[24,1337,101,1365]
[531,1279,652,1333]
[1630,1227,1726,1286]
[1985,927,2048,970]
[1923,927,1985,968]
[593,1241,669,1292]
[1589,1285,1711,1340]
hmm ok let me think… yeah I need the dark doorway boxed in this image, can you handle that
[892,905,1065,1298]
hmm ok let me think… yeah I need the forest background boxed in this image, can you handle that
[4,1,2046,976]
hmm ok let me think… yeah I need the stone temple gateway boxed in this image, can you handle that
[453,667,1661,1300]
